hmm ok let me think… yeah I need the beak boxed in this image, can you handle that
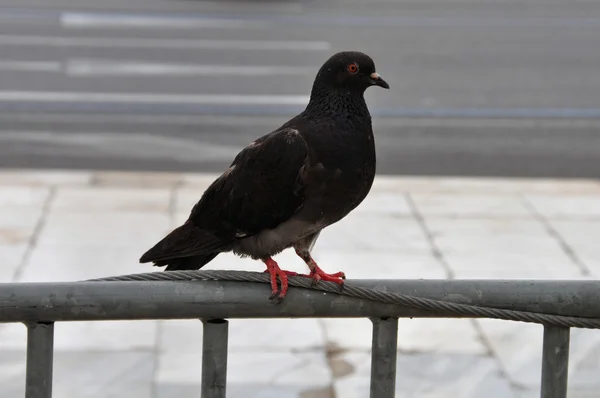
[370,72,390,89]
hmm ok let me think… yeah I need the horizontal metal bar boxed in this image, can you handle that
[1,279,599,323]
[541,326,570,398]
[25,322,54,398]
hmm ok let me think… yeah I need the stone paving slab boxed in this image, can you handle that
[333,351,518,398]
[1,169,600,397]
[0,350,155,398]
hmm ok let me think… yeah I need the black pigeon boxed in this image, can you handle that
[140,51,389,300]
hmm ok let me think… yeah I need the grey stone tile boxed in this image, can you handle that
[157,349,331,388]
[158,318,325,354]
[155,350,203,385]
[0,204,45,282]
[0,243,28,282]
[0,322,157,354]
[0,319,157,352]
[378,177,600,195]
[442,251,585,279]
[175,187,205,212]
[353,192,412,217]
[425,218,558,255]
[0,186,50,208]
[0,350,155,398]
[317,213,430,253]
[0,208,44,245]
[514,388,600,398]
[312,249,446,280]
[322,318,485,354]
[0,350,26,398]
[53,321,158,351]
[333,351,517,398]
[549,220,600,275]
[425,218,582,279]
[477,319,600,395]
[515,389,540,398]
[91,171,183,188]
[18,245,160,282]
[565,390,600,398]
[156,383,333,398]
[35,211,170,249]
[230,319,325,352]
[412,193,530,218]
[52,351,155,398]
[228,350,331,386]
[51,186,171,213]
[0,323,27,350]
[525,194,600,219]
[157,321,329,388]
[155,383,201,398]
[180,173,220,189]
[0,170,91,187]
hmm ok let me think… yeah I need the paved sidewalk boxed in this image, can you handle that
[1,169,600,398]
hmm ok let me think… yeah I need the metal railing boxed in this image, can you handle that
[2,273,600,398]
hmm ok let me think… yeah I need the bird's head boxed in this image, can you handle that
[313,51,390,94]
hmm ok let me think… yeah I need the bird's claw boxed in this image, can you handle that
[268,291,284,304]
[301,267,346,290]
[263,258,298,303]
[263,258,346,301]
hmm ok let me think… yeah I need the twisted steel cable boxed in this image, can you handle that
[87,270,600,329]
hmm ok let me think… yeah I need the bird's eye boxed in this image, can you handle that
[347,62,359,74]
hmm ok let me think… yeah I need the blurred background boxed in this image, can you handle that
[1,0,600,397]
[0,0,600,178]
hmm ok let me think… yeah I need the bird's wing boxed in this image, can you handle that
[190,127,313,235]
[140,127,314,263]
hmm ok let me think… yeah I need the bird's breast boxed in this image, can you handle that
[303,129,376,222]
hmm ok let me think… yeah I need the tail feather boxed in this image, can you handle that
[153,252,220,271]
[139,222,229,266]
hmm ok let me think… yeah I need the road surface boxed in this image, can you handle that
[1,0,600,178]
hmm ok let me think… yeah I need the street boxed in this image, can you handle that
[0,0,600,177]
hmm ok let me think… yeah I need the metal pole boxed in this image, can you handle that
[369,317,399,398]
[541,325,570,398]
[201,319,229,398]
[25,322,54,398]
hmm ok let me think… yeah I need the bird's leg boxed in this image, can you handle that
[294,248,345,288]
[262,257,298,300]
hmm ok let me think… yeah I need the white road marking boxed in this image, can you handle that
[65,60,314,76]
[0,91,310,105]
[0,61,61,72]
[60,12,265,29]
[0,130,242,161]
[0,57,318,77]
[0,35,331,51]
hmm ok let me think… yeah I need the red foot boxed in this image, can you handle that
[263,258,298,301]
[300,264,346,287]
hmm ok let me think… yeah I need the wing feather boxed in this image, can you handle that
[189,128,310,236]
[140,127,311,263]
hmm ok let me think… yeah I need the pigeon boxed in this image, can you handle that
[139,51,389,301]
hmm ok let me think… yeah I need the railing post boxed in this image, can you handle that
[540,325,570,398]
[201,319,229,398]
[369,317,399,398]
[25,322,54,398]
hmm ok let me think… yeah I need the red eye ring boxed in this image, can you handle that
[347,62,359,74]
